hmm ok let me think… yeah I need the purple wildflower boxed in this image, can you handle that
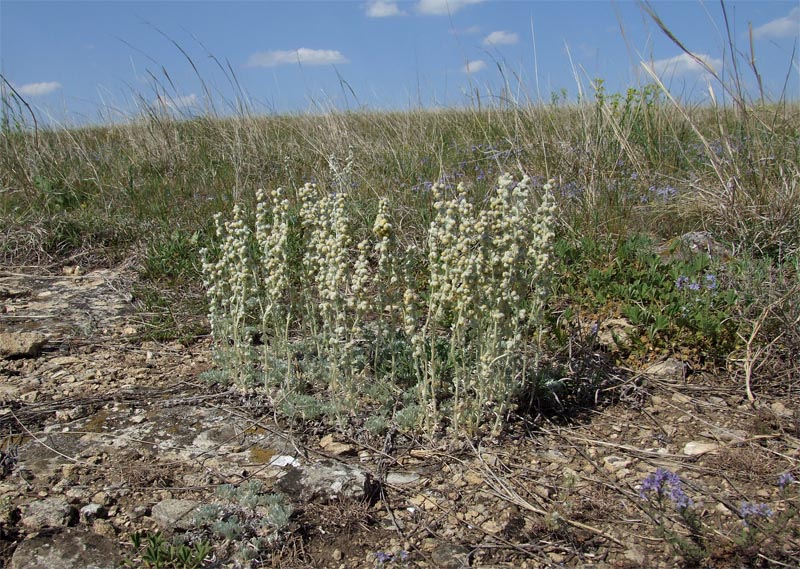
[656,185,677,200]
[375,551,409,565]
[740,502,773,527]
[778,472,795,489]
[640,468,693,510]
[687,281,701,292]
[675,275,690,289]
[704,274,718,290]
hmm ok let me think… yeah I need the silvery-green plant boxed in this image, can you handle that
[191,482,294,564]
[370,198,401,378]
[202,172,556,435]
[406,174,556,433]
[254,186,292,387]
[201,205,257,386]
[298,181,357,397]
[295,183,401,408]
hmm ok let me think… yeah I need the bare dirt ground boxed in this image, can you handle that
[1,265,798,568]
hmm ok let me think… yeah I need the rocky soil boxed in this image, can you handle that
[1,266,798,568]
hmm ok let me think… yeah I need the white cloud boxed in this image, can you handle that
[417,0,484,16]
[15,81,61,97]
[246,48,348,68]
[483,31,518,46]
[753,7,800,40]
[648,53,722,77]
[463,60,486,73]
[366,0,403,17]
[156,93,198,110]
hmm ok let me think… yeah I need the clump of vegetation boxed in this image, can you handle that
[551,234,741,364]
[2,3,798,562]
[201,171,556,435]
[191,481,294,564]
[123,531,212,569]
[122,482,294,567]
[637,468,799,566]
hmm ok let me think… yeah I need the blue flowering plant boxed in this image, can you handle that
[734,472,798,551]
[375,550,409,567]
[739,501,774,528]
[638,468,800,564]
[639,468,693,511]
[778,471,796,491]
[638,468,705,563]
[552,234,739,360]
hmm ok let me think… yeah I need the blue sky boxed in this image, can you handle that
[1,1,798,124]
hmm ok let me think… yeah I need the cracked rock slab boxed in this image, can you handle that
[275,460,370,502]
[11,528,121,569]
[150,498,201,531]
[21,497,76,530]
[0,332,47,359]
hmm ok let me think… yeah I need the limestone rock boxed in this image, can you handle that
[596,318,635,351]
[92,518,116,539]
[0,332,47,359]
[269,455,300,468]
[386,471,420,486]
[150,498,200,531]
[671,392,692,404]
[645,358,686,381]
[11,528,120,569]
[275,461,371,502]
[624,545,646,565]
[319,434,356,456]
[603,455,632,472]
[683,441,719,456]
[656,231,731,262]
[771,401,793,419]
[79,503,106,523]
[409,493,439,511]
[21,497,76,529]
[430,543,471,569]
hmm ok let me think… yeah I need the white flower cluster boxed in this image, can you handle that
[201,204,256,384]
[253,186,294,384]
[407,173,557,433]
[201,205,252,339]
[255,187,290,320]
[373,198,394,279]
[350,239,371,314]
[299,183,351,342]
[298,181,384,396]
